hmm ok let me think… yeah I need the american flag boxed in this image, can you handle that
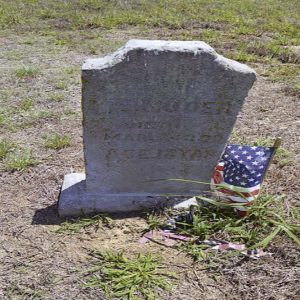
[211,144,275,216]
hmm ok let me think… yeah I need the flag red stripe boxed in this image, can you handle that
[215,165,224,171]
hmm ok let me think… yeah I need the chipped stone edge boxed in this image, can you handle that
[82,39,256,76]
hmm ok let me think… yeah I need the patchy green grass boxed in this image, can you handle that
[7,110,59,132]
[63,66,78,75]
[0,106,59,133]
[4,284,47,299]
[182,243,211,262]
[230,129,248,145]
[0,139,14,160]
[61,110,80,120]
[229,51,259,63]
[55,80,68,90]
[0,107,26,132]
[0,1,298,299]
[49,92,64,102]
[43,133,71,150]
[84,251,174,299]
[15,65,40,78]
[18,98,34,111]
[55,214,114,234]
[146,213,162,231]
[0,0,299,40]
[22,38,34,45]
[0,88,14,103]
[0,111,7,126]
[245,42,300,63]
[262,64,300,82]
[178,194,300,262]
[4,150,38,171]
[1,0,299,88]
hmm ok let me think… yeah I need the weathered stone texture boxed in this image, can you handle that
[59,40,256,215]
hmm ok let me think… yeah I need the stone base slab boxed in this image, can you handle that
[58,173,197,216]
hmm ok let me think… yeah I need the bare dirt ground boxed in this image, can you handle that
[0,29,300,300]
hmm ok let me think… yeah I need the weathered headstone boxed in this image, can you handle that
[58,40,256,216]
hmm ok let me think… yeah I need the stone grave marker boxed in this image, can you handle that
[59,39,256,216]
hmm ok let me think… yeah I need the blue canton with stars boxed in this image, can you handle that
[220,145,275,188]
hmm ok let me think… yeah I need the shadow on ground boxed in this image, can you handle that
[32,203,63,225]
[31,202,156,225]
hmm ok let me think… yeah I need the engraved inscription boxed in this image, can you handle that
[96,100,233,116]
[82,40,256,195]
[103,131,224,143]
[105,148,218,162]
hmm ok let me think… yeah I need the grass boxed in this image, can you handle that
[5,284,47,299]
[49,92,64,102]
[4,150,37,171]
[0,88,14,103]
[181,243,211,262]
[0,108,11,127]
[15,65,40,78]
[0,139,14,160]
[0,0,299,39]
[146,213,162,231]
[43,133,71,150]
[258,59,300,96]
[229,51,259,63]
[0,105,56,132]
[19,98,34,111]
[4,110,59,133]
[55,214,114,234]
[177,194,300,261]
[0,1,298,299]
[1,0,299,88]
[245,41,300,63]
[55,80,68,90]
[63,66,78,75]
[84,251,174,300]
[262,64,300,82]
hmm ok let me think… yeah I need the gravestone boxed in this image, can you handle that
[58,39,256,216]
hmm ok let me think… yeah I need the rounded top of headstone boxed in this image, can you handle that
[82,39,256,78]
[125,39,215,53]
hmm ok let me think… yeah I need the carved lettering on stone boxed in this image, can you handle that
[59,40,256,216]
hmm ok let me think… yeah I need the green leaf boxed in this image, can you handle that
[251,226,281,249]
[281,226,300,247]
